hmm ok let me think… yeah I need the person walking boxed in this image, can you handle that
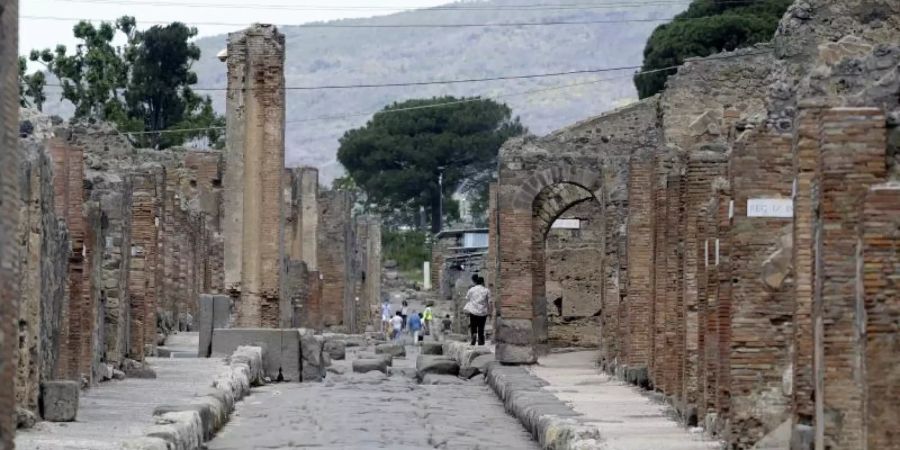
[400,300,409,331]
[390,311,404,341]
[381,299,392,336]
[441,314,452,342]
[423,304,434,338]
[463,275,492,346]
[408,311,423,345]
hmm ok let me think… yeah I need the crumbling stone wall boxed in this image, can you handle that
[353,216,382,333]
[544,200,603,348]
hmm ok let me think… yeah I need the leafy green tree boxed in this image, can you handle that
[25,16,223,148]
[337,97,525,233]
[634,0,791,98]
[19,57,47,109]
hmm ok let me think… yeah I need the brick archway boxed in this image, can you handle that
[495,164,604,364]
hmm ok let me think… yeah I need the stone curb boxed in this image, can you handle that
[121,345,266,450]
[483,363,604,450]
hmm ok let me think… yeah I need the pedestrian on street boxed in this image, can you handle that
[381,299,392,336]
[408,311,423,344]
[423,304,434,337]
[441,314,452,341]
[463,275,492,346]
[400,300,409,331]
[390,311,404,341]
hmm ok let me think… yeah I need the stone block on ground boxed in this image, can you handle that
[445,333,468,342]
[40,380,79,422]
[16,407,37,429]
[420,342,443,355]
[323,340,346,360]
[211,328,301,382]
[421,374,467,385]
[352,358,389,374]
[198,294,232,357]
[375,342,406,357]
[123,358,158,379]
[300,331,326,382]
[460,353,496,379]
[415,355,459,380]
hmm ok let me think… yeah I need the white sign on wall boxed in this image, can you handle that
[747,198,793,218]
[552,218,581,229]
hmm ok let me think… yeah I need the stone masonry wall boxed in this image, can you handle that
[544,200,603,348]
[0,0,19,444]
[859,183,900,450]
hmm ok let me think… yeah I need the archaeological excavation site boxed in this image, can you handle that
[1,0,899,449]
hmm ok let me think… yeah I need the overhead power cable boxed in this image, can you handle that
[22,14,680,28]
[75,50,770,136]
[47,0,733,12]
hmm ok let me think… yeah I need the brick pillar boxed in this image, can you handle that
[791,107,820,431]
[814,108,886,450]
[625,151,654,372]
[128,174,161,360]
[714,187,733,426]
[650,154,672,389]
[50,138,95,382]
[703,185,728,421]
[727,129,794,447]
[859,184,899,450]
[317,190,353,329]
[663,174,685,401]
[0,0,20,445]
[224,25,286,328]
[682,149,728,419]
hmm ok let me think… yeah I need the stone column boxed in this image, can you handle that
[727,129,794,447]
[624,150,654,377]
[0,0,20,444]
[317,190,353,330]
[224,24,286,328]
[813,108,885,450]
[859,183,900,450]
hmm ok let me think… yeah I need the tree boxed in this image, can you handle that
[634,0,791,98]
[338,97,525,233]
[19,57,47,110]
[24,16,224,148]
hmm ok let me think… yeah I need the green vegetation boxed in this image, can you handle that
[20,17,224,149]
[634,0,792,98]
[382,229,431,274]
[337,97,525,233]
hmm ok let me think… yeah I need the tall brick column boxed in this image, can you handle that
[128,174,161,360]
[224,24,287,328]
[859,183,899,450]
[727,129,794,447]
[624,150,654,375]
[813,108,886,450]
[317,190,353,329]
[682,148,727,420]
[0,0,21,445]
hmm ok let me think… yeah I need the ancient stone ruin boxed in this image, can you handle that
[486,1,899,448]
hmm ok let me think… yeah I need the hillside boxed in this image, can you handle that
[54,0,688,183]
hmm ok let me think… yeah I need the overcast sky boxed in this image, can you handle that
[20,0,452,54]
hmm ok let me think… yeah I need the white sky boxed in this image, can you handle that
[20,0,452,54]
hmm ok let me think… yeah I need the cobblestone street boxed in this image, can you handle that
[207,343,537,450]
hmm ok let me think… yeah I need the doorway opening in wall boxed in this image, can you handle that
[532,182,604,351]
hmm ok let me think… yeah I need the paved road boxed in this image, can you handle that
[207,344,537,450]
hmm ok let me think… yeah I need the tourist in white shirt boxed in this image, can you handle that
[463,275,492,346]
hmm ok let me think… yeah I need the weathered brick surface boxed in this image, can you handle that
[225,25,286,328]
[665,174,685,403]
[624,151,654,367]
[682,149,727,417]
[317,190,353,330]
[50,138,96,382]
[814,108,886,450]
[727,129,794,447]
[650,154,672,390]
[790,107,820,428]
[127,173,160,360]
[859,184,900,450]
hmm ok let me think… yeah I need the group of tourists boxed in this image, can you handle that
[379,273,494,347]
[381,298,452,343]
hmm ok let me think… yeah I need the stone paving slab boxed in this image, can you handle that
[16,333,229,450]
[529,350,723,450]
